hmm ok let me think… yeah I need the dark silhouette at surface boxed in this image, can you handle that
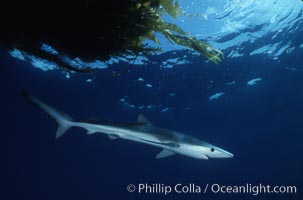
[0,0,222,72]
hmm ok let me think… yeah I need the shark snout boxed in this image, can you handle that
[211,148,234,158]
[225,151,234,158]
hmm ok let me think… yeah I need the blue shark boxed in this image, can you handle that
[23,93,234,160]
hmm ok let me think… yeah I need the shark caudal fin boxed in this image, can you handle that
[22,91,74,139]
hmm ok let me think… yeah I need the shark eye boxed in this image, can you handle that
[210,148,215,152]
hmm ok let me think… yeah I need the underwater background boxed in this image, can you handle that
[2,0,303,199]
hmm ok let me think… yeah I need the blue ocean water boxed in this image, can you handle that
[2,0,303,199]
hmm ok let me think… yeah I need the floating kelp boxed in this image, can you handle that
[0,0,223,73]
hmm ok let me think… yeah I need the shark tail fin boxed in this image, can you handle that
[22,91,74,139]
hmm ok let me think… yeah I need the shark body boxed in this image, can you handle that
[24,93,234,160]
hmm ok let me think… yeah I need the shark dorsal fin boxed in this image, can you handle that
[137,114,152,125]
[86,117,99,123]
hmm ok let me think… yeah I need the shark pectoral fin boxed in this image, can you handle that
[137,114,152,125]
[108,134,119,140]
[156,149,175,159]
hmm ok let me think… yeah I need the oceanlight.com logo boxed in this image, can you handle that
[210,183,297,196]
[126,183,297,196]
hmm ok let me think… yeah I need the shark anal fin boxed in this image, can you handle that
[108,134,119,140]
[86,130,95,134]
[137,114,152,125]
[156,149,175,159]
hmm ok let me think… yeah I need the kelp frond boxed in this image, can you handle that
[159,0,183,18]
[127,0,224,65]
